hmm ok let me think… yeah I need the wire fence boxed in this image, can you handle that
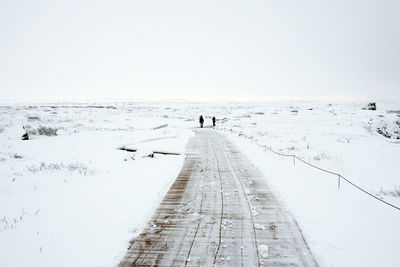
[218,127,400,212]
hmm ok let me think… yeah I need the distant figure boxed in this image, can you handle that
[212,117,216,127]
[199,115,204,128]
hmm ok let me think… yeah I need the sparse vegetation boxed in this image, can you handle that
[377,125,400,140]
[376,186,400,198]
[36,126,58,136]
[313,153,329,161]
[27,126,59,136]
[0,208,27,232]
[26,115,41,121]
[12,153,23,159]
[153,124,168,130]
[27,162,94,175]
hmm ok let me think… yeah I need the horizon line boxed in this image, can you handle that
[1,96,398,104]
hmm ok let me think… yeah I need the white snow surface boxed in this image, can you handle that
[1,100,400,266]
[216,100,400,267]
[0,103,193,267]
[258,244,269,259]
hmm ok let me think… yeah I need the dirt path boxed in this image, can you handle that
[119,130,317,266]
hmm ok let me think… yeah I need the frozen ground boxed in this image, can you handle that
[0,100,399,266]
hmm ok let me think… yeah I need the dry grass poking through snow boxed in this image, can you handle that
[27,162,95,176]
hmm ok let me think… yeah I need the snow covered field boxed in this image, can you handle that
[0,103,193,266]
[1,100,399,266]
[215,101,400,267]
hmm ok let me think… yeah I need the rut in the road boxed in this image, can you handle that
[119,130,317,266]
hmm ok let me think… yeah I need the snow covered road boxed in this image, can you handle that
[119,129,317,266]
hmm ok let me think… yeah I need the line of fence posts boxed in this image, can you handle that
[218,126,400,212]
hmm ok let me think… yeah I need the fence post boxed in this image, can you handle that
[264,146,267,152]
[338,175,341,190]
[293,155,296,166]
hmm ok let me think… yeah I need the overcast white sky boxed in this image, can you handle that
[0,0,399,101]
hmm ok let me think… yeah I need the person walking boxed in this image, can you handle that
[199,115,204,128]
[212,116,216,127]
